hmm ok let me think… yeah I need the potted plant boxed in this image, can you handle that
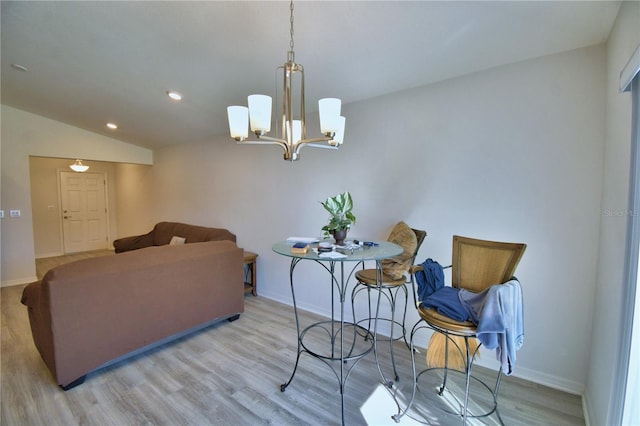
[321,191,356,245]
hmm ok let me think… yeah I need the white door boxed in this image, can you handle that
[60,171,109,253]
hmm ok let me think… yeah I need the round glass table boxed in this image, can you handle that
[273,239,403,425]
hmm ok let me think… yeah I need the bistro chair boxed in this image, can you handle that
[394,235,526,425]
[351,222,426,383]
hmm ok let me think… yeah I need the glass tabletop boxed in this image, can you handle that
[272,239,403,262]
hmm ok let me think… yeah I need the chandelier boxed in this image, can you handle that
[69,159,89,172]
[226,0,345,161]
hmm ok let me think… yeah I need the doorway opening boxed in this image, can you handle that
[29,157,113,258]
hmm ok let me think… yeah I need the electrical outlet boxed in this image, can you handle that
[0,210,4,219]
[10,210,21,218]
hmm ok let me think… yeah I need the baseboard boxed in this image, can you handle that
[467,357,586,396]
[35,251,64,259]
[582,390,593,426]
[1,276,38,288]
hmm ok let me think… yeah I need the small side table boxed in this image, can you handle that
[243,251,258,296]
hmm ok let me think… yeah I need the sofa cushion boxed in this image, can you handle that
[169,236,186,245]
[152,222,236,246]
[381,221,418,280]
[113,230,155,253]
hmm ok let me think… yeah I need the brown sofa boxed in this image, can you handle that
[113,221,236,253]
[21,239,243,390]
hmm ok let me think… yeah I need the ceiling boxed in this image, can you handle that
[1,1,622,150]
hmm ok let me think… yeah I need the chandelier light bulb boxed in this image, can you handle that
[332,116,346,146]
[227,106,249,140]
[319,98,342,135]
[248,95,272,134]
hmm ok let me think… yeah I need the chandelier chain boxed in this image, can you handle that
[289,0,294,52]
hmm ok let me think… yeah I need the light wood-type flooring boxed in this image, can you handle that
[1,252,585,425]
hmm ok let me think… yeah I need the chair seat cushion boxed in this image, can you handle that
[355,268,406,286]
[419,306,477,336]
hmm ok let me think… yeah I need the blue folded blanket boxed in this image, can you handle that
[415,258,444,301]
[422,287,470,322]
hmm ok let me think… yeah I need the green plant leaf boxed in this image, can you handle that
[320,191,356,235]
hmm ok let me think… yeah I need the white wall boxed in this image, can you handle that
[0,105,153,285]
[586,2,640,425]
[118,45,607,394]
[113,162,154,239]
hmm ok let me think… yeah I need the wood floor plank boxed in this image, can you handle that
[1,252,585,425]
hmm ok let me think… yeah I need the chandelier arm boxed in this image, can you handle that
[293,137,338,155]
[240,136,293,158]
[298,136,334,144]
[237,140,284,145]
[256,135,285,143]
[302,143,339,150]
[247,135,288,148]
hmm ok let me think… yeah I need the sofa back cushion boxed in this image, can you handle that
[152,222,236,246]
[381,221,418,279]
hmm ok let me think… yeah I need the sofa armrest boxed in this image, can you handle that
[21,280,57,380]
[113,231,154,253]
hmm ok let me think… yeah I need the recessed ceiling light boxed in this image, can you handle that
[11,63,28,72]
[106,122,118,130]
[167,91,182,101]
